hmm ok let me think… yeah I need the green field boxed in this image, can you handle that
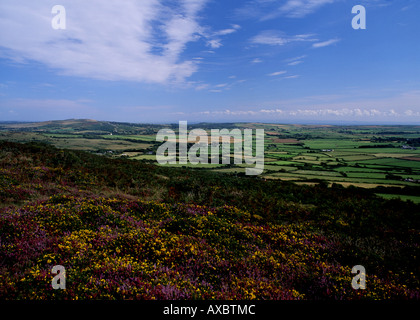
[376,193,420,204]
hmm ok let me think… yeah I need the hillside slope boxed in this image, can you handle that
[0,141,419,299]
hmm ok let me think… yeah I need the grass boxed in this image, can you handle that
[334,167,387,173]
[373,153,420,158]
[293,170,342,177]
[302,139,362,149]
[43,133,83,138]
[52,139,151,151]
[376,193,420,204]
[338,155,378,161]
[270,160,302,166]
[132,155,158,160]
[354,148,420,154]
[345,172,386,179]
[353,158,420,169]
[158,163,226,169]
[101,134,157,142]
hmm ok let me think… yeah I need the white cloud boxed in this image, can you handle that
[284,75,300,79]
[312,38,340,48]
[251,30,317,46]
[190,77,246,93]
[190,107,418,119]
[405,109,420,116]
[194,83,210,91]
[176,90,420,121]
[236,0,337,20]
[251,33,287,46]
[260,109,284,114]
[288,60,303,66]
[285,55,307,62]
[284,55,306,66]
[278,0,336,18]
[203,24,240,49]
[215,29,236,36]
[214,24,241,36]
[268,71,287,76]
[0,0,209,84]
[206,39,223,49]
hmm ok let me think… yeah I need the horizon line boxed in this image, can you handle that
[1,118,420,127]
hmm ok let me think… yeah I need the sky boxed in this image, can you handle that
[0,0,419,124]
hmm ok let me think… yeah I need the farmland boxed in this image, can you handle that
[1,120,419,203]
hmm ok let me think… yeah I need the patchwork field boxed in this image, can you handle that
[1,120,420,203]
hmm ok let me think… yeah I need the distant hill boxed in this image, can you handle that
[0,119,241,133]
[0,118,97,128]
[0,119,167,135]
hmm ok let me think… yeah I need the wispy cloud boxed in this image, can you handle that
[0,0,212,84]
[312,38,340,48]
[284,55,306,66]
[180,107,419,119]
[206,39,223,49]
[213,24,241,36]
[268,71,287,76]
[284,75,300,79]
[251,30,317,46]
[235,0,336,20]
[203,24,241,49]
[250,31,288,46]
[289,60,303,66]
[277,0,336,18]
[173,90,420,121]
[192,77,246,92]
[285,55,307,62]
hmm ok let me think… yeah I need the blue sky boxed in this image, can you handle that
[0,0,419,124]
